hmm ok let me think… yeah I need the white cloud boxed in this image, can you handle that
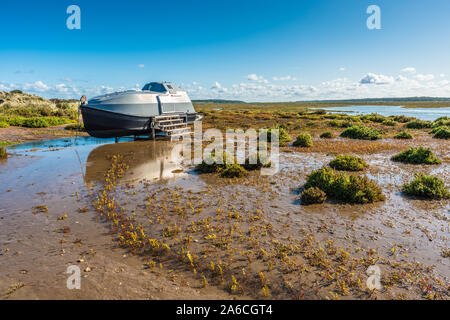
[247,74,268,83]
[23,81,50,92]
[360,73,395,85]
[339,67,346,71]
[401,67,416,74]
[272,75,296,81]
[440,74,445,78]
[3,70,450,102]
[138,64,145,68]
[415,74,434,81]
[211,81,222,89]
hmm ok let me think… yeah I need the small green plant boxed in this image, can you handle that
[320,132,334,139]
[361,113,386,123]
[261,126,291,144]
[22,117,49,128]
[304,167,336,193]
[304,167,385,204]
[391,147,441,165]
[431,117,449,128]
[220,164,247,178]
[65,123,85,131]
[392,115,415,123]
[405,120,432,129]
[243,152,271,171]
[196,152,235,173]
[394,130,413,139]
[340,125,382,140]
[293,133,313,147]
[0,121,10,128]
[0,147,7,159]
[329,120,354,128]
[431,127,450,139]
[301,187,327,205]
[329,155,367,171]
[382,119,398,126]
[402,173,449,200]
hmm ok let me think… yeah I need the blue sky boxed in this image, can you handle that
[1,0,449,101]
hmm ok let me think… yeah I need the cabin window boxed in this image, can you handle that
[149,83,166,92]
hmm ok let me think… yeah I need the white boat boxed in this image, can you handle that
[81,82,197,138]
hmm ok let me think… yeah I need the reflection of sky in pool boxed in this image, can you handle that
[312,105,450,121]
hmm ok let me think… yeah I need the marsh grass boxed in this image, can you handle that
[304,167,385,204]
[340,125,382,140]
[320,132,334,139]
[405,120,432,129]
[394,130,413,139]
[402,173,449,199]
[382,119,398,126]
[391,147,441,165]
[220,164,247,178]
[65,123,85,131]
[86,154,449,300]
[293,133,313,147]
[431,127,450,139]
[329,155,367,171]
[0,147,7,159]
[300,187,327,205]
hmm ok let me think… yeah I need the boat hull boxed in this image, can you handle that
[81,106,151,138]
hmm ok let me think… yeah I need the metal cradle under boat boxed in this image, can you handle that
[80,82,197,138]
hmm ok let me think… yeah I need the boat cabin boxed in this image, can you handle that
[142,82,180,94]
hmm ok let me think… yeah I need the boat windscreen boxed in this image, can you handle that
[142,83,167,93]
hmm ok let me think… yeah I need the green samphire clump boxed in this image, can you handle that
[402,173,449,200]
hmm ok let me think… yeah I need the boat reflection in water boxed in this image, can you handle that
[84,140,185,185]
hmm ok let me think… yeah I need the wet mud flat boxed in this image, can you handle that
[0,134,449,300]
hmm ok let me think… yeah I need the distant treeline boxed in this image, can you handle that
[192,99,246,104]
[193,97,450,104]
[298,97,450,103]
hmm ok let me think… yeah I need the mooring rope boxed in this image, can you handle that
[72,96,86,181]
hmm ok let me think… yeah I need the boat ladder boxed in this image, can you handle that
[152,114,191,140]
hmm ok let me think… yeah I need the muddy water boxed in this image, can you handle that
[0,138,224,299]
[0,135,449,299]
